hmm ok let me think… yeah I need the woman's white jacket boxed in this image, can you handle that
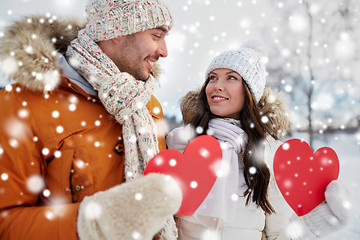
[166,121,294,240]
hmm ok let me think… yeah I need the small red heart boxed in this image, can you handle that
[144,135,222,216]
[273,139,339,216]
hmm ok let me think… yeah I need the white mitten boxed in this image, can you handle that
[166,124,196,153]
[286,180,351,240]
[77,173,182,240]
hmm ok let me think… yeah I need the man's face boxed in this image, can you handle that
[109,26,169,81]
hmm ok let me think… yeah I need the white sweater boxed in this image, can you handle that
[166,119,294,240]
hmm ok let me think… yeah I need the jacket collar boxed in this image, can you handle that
[59,54,97,96]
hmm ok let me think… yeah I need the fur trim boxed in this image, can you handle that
[0,16,85,92]
[180,87,291,139]
[180,90,200,125]
[258,87,291,139]
[0,15,162,92]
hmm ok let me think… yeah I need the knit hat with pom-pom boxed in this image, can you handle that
[205,47,267,103]
[85,0,173,42]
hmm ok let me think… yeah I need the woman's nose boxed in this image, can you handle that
[214,79,224,91]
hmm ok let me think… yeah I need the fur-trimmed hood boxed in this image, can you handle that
[180,87,291,139]
[0,15,161,92]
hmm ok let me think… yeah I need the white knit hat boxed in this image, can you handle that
[85,0,173,42]
[205,47,266,102]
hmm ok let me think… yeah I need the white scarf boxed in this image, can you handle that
[194,118,248,222]
[66,29,176,239]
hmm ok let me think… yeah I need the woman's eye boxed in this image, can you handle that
[228,76,238,80]
[209,76,217,81]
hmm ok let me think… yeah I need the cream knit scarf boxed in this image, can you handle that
[66,29,177,239]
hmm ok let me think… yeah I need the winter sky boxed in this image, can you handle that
[0,0,304,121]
[1,0,359,122]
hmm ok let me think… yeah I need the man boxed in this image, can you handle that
[0,0,182,239]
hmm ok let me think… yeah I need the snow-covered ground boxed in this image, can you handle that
[285,131,360,239]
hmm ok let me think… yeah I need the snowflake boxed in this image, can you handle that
[56,126,64,133]
[52,111,60,118]
[43,189,51,197]
[1,173,8,181]
[84,201,102,220]
[18,109,29,119]
[1,57,18,75]
[169,159,177,167]
[288,14,308,33]
[131,231,141,240]
[190,181,198,189]
[26,175,44,194]
[249,166,257,174]
[45,211,55,220]
[199,148,210,158]
[69,104,76,111]
[42,148,50,155]
[201,229,220,240]
[134,193,143,201]
[54,151,62,158]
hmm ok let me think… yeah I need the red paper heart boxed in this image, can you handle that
[273,139,339,216]
[144,135,222,216]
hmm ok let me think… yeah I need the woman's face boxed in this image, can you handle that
[205,68,245,120]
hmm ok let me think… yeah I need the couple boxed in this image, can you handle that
[0,0,350,239]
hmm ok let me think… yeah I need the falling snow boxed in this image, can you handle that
[169,159,177,167]
[43,189,51,197]
[131,231,141,240]
[1,173,8,181]
[54,150,62,158]
[42,148,49,156]
[190,181,198,189]
[84,201,102,220]
[134,193,143,201]
[52,110,60,118]
[26,175,44,194]
[0,0,359,239]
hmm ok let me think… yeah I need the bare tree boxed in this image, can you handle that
[263,0,360,147]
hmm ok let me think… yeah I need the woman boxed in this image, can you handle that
[166,47,350,239]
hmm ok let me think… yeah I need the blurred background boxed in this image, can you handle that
[0,0,359,238]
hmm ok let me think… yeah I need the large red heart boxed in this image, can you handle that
[144,135,222,216]
[273,139,339,216]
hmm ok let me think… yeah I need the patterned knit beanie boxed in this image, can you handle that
[85,0,173,42]
[205,47,267,103]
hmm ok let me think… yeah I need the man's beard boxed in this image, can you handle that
[117,62,147,81]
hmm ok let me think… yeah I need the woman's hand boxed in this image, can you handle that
[287,180,351,239]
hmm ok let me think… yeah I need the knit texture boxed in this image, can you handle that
[77,173,182,240]
[85,0,173,42]
[66,29,177,239]
[205,47,266,102]
[286,180,351,240]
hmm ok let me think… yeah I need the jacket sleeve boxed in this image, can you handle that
[0,92,79,240]
[264,180,294,240]
[263,139,294,240]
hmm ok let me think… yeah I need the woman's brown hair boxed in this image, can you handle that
[190,77,275,214]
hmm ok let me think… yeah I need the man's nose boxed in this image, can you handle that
[156,38,168,58]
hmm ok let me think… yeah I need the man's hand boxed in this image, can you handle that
[77,173,182,240]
